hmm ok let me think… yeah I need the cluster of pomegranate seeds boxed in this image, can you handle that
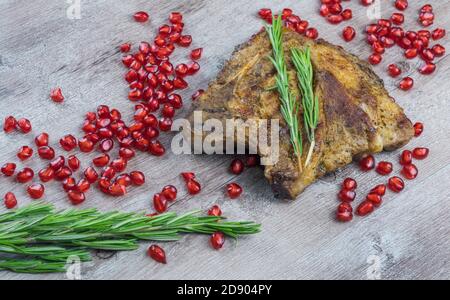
[3,116,33,134]
[258,8,319,40]
[319,0,356,28]
[181,172,201,195]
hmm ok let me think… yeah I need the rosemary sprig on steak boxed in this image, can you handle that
[0,202,261,273]
[265,16,303,172]
[291,47,319,167]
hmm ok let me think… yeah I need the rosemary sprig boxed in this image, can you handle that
[0,202,261,273]
[265,16,303,171]
[291,47,319,167]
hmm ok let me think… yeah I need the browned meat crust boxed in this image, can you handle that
[190,29,414,199]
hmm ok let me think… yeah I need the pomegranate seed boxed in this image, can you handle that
[412,147,429,160]
[296,21,309,34]
[395,0,408,11]
[62,177,76,192]
[399,77,414,91]
[370,184,386,196]
[17,118,32,134]
[305,28,319,39]
[338,202,353,212]
[109,182,127,197]
[356,200,375,217]
[187,62,200,75]
[54,166,72,181]
[33,132,49,147]
[133,11,149,23]
[68,191,86,205]
[16,168,34,183]
[84,167,99,183]
[388,176,405,193]
[3,116,17,133]
[102,167,116,180]
[366,193,382,208]
[421,4,433,13]
[38,166,54,183]
[60,134,77,151]
[78,137,94,152]
[338,189,356,202]
[421,48,435,61]
[120,42,131,53]
[258,8,271,19]
[178,35,192,47]
[342,26,356,42]
[161,103,175,118]
[149,140,165,156]
[173,77,188,89]
[327,14,343,25]
[76,178,91,192]
[110,157,127,172]
[181,172,195,181]
[50,87,64,103]
[37,146,55,160]
[387,64,401,77]
[419,62,436,75]
[162,185,177,201]
[93,154,110,167]
[1,163,16,176]
[210,232,225,250]
[186,179,201,195]
[230,159,244,175]
[148,245,167,264]
[115,174,132,187]
[153,193,168,213]
[17,146,33,161]
[129,171,145,186]
[359,155,375,171]
[4,192,17,209]
[432,44,445,57]
[336,210,353,222]
[342,178,357,191]
[98,139,114,153]
[208,205,222,217]
[391,13,404,25]
[50,156,65,170]
[27,183,45,199]
[432,28,445,40]
[119,147,135,160]
[190,48,203,60]
[360,0,375,6]
[401,164,418,180]
[413,123,424,137]
[191,89,204,101]
[226,183,242,199]
[405,48,418,59]
[341,9,352,20]
[399,150,413,166]
[245,155,259,167]
[368,53,382,65]
[376,161,393,176]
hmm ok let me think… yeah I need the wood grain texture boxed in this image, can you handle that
[0,0,449,279]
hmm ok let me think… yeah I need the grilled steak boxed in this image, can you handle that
[189,29,414,199]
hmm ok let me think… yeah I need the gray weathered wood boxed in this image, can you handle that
[0,0,449,279]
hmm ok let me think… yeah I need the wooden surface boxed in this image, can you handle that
[0,0,449,280]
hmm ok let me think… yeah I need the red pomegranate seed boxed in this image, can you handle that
[420,4,433,13]
[78,137,94,152]
[129,171,145,186]
[1,163,16,176]
[110,157,127,172]
[413,123,424,137]
[360,155,375,171]
[296,21,309,34]
[337,202,353,214]
[68,191,86,205]
[102,167,116,180]
[388,176,405,193]
[187,179,201,195]
[342,178,357,191]
[181,172,195,181]
[62,177,76,192]
[17,146,33,161]
[226,183,242,199]
[342,26,356,42]
[246,155,259,167]
[208,205,222,217]
[178,35,192,47]
[98,139,114,153]
[55,166,72,181]
[119,147,135,160]
[173,77,188,89]
[34,132,49,147]
[169,11,183,23]
[432,28,445,40]
[230,159,244,175]
[399,150,413,166]
[327,14,343,25]
[341,9,352,20]
[401,164,418,180]
[419,62,436,75]
[3,116,17,133]
[37,146,55,160]
[338,189,356,202]
[336,210,353,222]
[360,0,375,6]
[305,28,319,39]
[16,168,34,183]
[210,232,225,250]
[191,89,204,101]
[421,48,435,61]
[391,13,404,25]
[370,184,386,196]
[50,155,65,171]
[38,166,54,183]
[162,185,177,201]
[92,154,110,167]
[405,48,418,59]
[399,77,414,91]
[115,174,132,187]
[387,64,402,77]
[108,182,126,197]
[148,245,167,264]
[149,140,166,156]
[27,183,45,199]
[17,118,32,134]
[153,193,168,213]
[258,8,271,19]
[50,87,64,103]
[84,167,99,183]
[4,192,17,209]
[412,147,429,160]
[76,178,91,193]
[356,200,375,217]
[366,193,383,207]
[187,62,200,75]
[161,103,175,118]
[376,161,393,176]
[319,4,330,17]
[395,0,408,11]
[432,44,445,57]
[368,53,382,65]
[133,11,149,23]
[120,42,131,53]
[60,134,77,151]
[190,48,203,60]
